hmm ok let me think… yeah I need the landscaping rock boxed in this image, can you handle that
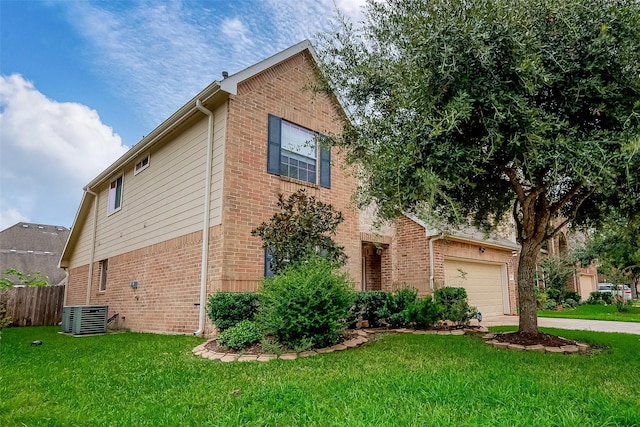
[237,355,258,362]
[525,344,545,352]
[413,330,437,335]
[279,353,298,360]
[220,354,238,362]
[483,333,496,340]
[437,330,451,335]
[577,343,590,353]
[507,344,526,351]
[331,344,348,351]
[560,345,579,354]
[316,347,335,353]
[450,329,465,336]
[545,346,564,354]
[344,339,360,348]
[492,342,509,349]
[298,351,317,358]
[257,354,278,362]
[206,352,226,360]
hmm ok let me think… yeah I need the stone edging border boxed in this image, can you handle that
[192,326,590,362]
[483,333,591,354]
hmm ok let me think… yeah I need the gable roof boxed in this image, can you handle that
[60,40,334,268]
[1,222,70,284]
[405,214,520,251]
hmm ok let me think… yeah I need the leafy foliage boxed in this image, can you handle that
[434,287,477,325]
[251,189,347,275]
[375,287,419,327]
[216,320,262,351]
[348,290,389,327]
[257,255,355,350]
[587,291,614,305]
[575,213,640,297]
[544,299,558,310]
[317,0,640,333]
[0,268,49,288]
[206,292,260,331]
[405,296,444,328]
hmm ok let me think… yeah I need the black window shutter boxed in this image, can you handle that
[264,249,275,277]
[319,140,331,188]
[267,114,281,175]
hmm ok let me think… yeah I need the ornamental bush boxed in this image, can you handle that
[434,287,477,325]
[257,255,355,350]
[562,298,578,309]
[348,291,389,328]
[375,287,418,327]
[216,320,262,351]
[405,296,443,328]
[545,298,557,310]
[207,292,260,331]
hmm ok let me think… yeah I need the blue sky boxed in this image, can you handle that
[0,0,365,230]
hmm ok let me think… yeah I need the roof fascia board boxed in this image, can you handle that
[220,40,314,95]
[403,214,519,251]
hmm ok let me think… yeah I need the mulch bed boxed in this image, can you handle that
[491,331,577,347]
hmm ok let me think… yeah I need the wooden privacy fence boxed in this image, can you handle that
[0,285,65,327]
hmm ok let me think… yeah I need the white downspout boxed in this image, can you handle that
[193,99,215,336]
[429,234,444,293]
[85,188,99,305]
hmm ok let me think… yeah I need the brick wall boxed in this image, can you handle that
[66,264,89,306]
[220,50,361,291]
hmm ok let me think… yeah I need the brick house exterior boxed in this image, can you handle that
[60,41,359,335]
[61,41,524,335]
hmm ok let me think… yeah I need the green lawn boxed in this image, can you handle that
[538,304,640,323]
[1,326,639,426]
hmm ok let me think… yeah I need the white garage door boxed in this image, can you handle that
[444,259,507,317]
[578,275,595,301]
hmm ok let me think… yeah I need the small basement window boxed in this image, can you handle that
[134,154,150,175]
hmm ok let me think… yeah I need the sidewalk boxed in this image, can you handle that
[479,315,640,335]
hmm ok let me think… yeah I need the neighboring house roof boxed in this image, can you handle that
[405,214,521,251]
[59,40,337,268]
[0,222,70,285]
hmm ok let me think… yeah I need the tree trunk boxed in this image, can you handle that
[517,240,541,334]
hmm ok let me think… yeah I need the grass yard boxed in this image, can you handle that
[1,327,639,426]
[538,304,640,323]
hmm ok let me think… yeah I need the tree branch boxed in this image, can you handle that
[546,187,596,239]
[501,166,526,205]
[550,182,583,216]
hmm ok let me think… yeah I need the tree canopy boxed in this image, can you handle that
[317,0,640,333]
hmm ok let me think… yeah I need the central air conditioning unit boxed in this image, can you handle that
[61,305,108,335]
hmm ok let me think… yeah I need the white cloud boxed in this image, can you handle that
[0,209,30,232]
[0,74,128,227]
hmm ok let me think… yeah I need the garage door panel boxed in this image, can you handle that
[444,260,506,317]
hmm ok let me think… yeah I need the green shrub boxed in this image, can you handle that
[546,288,561,302]
[545,298,557,310]
[535,287,548,309]
[434,287,477,325]
[563,291,581,304]
[405,296,443,328]
[216,320,262,351]
[207,292,260,331]
[375,287,418,327]
[562,298,578,309]
[587,291,605,305]
[348,291,389,327]
[257,255,356,350]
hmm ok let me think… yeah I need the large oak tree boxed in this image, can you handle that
[317,0,640,334]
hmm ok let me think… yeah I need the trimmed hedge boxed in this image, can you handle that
[207,292,260,331]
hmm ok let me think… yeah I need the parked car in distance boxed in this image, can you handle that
[598,283,633,301]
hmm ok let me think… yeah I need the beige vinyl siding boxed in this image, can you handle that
[68,200,97,269]
[70,105,227,262]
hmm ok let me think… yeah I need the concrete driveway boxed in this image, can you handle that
[480,315,640,335]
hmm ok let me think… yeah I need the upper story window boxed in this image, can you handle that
[134,154,150,175]
[267,114,331,188]
[108,175,123,215]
